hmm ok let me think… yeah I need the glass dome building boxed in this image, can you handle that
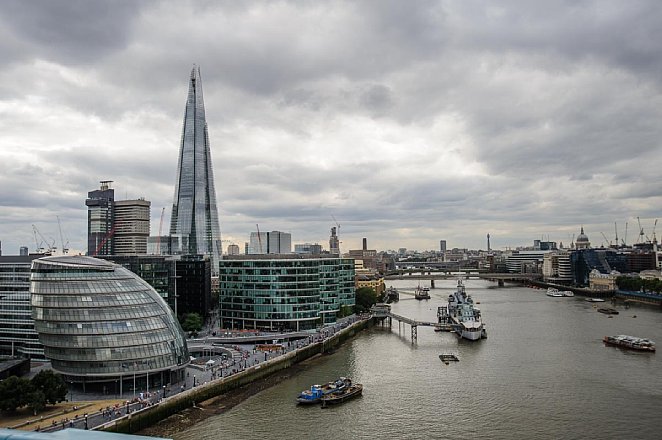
[30,256,189,389]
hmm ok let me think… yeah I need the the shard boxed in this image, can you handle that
[170,66,222,274]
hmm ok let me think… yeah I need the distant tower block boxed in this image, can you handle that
[487,233,491,251]
[439,240,447,252]
[362,238,367,251]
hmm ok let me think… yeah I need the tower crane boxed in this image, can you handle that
[614,222,618,248]
[256,224,263,254]
[156,207,166,255]
[56,216,69,254]
[637,217,645,243]
[651,219,658,244]
[600,232,610,248]
[623,222,628,246]
[32,224,56,254]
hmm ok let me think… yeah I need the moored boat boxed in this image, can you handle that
[439,353,459,363]
[296,377,351,404]
[321,383,363,406]
[414,285,431,300]
[546,288,564,297]
[603,335,655,352]
[440,279,485,341]
[585,298,606,303]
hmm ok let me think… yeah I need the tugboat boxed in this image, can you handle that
[296,378,351,404]
[321,383,363,407]
[414,285,431,300]
[603,335,655,352]
[438,279,485,341]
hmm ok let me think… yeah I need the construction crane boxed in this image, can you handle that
[256,224,263,254]
[32,224,56,254]
[56,216,69,255]
[156,207,166,255]
[651,219,658,244]
[637,217,645,243]
[623,222,628,246]
[92,224,117,256]
[600,232,610,248]
[614,222,619,248]
[331,215,341,254]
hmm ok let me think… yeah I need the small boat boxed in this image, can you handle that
[585,298,606,303]
[603,335,655,352]
[296,378,351,404]
[439,353,459,363]
[414,285,431,300]
[546,288,564,297]
[597,307,619,315]
[321,383,363,406]
[560,290,574,297]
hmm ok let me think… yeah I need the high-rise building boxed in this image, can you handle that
[86,180,115,256]
[440,240,447,252]
[227,244,240,255]
[294,243,322,255]
[114,198,150,255]
[86,181,150,256]
[19,246,28,256]
[329,227,340,256]
[249,231,291,254]
[0,255,46,359]
[170,66,222,275]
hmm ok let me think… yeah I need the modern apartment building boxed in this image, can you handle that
[219,255,355,330]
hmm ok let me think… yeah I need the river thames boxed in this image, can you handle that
[174,280,662,440]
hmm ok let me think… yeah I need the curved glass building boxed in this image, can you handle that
[30,256,189,388]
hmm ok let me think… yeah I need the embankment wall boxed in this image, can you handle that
[101,318,372,434]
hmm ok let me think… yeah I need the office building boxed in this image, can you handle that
[174,255,212,319]
[86,181,115,256]
[248,231,291,254]
[294,243,322,255]
[147,234,189,256]
[227,244,240,256]
[19,247,28,256]
[170,66,223,275]
[86,181,151,256]
[0,255,46,360]
[114,198,150,255]
[440,240,447,252]
[30,255,189,388]
[219,255,355,330]
[329,227,340,256]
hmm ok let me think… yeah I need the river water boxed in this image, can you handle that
[174,280,662,440]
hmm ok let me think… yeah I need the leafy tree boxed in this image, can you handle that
[31,370,67,405]
[338,304,353,318]
[27,390,46,415]
[355,287,378,313]
[0,376,32,412]
[181,312,204,332]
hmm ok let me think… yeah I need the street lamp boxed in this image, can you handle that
[162,385,166,400]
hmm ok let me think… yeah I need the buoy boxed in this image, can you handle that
[632,315,637,318]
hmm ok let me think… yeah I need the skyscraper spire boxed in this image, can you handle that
[170,66,222,273]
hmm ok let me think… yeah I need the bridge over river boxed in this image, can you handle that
[384,271,541,287]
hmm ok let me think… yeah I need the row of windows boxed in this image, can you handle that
[51,354,183,375]
[34,317,167,335]
[31,293,154,308]
[34,305,163,322]
[221,311,319,320]
[46,341,175,362]
[31,281,150,295]
[38,328,175,349]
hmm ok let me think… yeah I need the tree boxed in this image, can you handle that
[0,376,32,412]
[355,287,378,313]
[27,390,46,415]
[181,312,204,332]
[31,370,67,405]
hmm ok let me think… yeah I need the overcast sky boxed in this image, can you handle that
[1,0,660,255]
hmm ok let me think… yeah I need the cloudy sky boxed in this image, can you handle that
[1,0,660,255]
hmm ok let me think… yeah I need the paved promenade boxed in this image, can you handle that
[36,315,364,433]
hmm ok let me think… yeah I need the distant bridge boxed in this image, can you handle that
[384,272,542,283]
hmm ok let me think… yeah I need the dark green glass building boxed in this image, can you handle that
[219,256,355,331]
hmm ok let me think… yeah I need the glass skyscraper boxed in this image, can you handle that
[170,66,222,274]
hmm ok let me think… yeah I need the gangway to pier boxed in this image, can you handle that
[370,304,454,342]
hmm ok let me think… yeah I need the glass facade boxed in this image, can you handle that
[30,256,189,382]
[0,256,45,359]
[219,257,355,330]
[170,66,222,275]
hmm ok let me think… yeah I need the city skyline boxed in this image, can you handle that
[0,1,660,255]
